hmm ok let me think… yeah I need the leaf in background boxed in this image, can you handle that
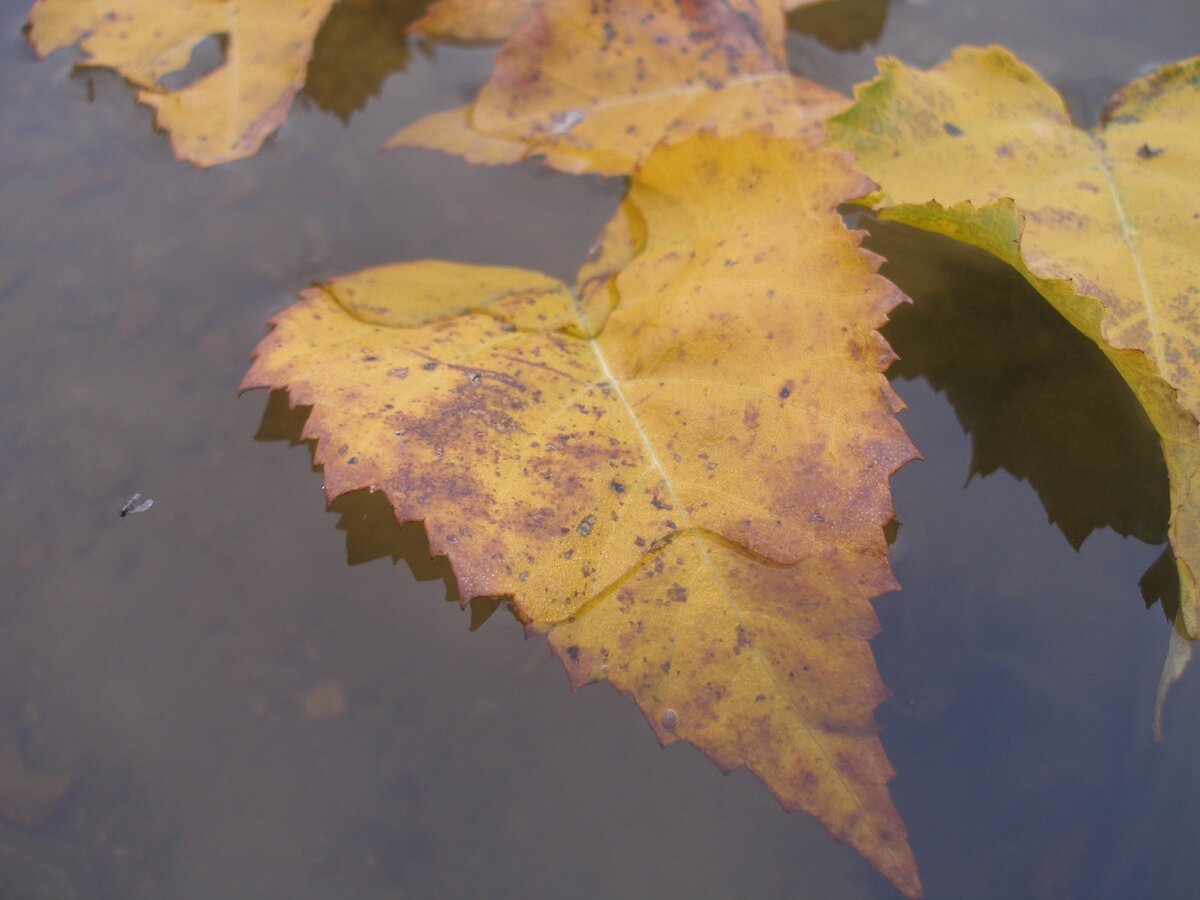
[390,0,848,175]
[410,0,838,43]
[826,46,1200,724]
[242,133,921,897]
[302,0,428,122]
[26,0,337,166]
[408,0,538,42]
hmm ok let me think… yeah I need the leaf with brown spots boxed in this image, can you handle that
[409,0,838,43]
[389,0,849,175]
[26,0,338,166]
[827,47,1200,734]
[407,0,539,42]
[241,133,921,896]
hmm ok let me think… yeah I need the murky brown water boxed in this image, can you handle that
[2,1,1198,897]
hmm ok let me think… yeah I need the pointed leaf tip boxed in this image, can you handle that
[244,133,921,895]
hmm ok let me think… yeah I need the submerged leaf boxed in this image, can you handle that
[0,735,73,829]
[390,0,848,174]
[26,0,337,166]
[828,48,1200,650]
[242,133,920,896]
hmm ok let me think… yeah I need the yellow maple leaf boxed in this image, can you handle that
[390,0,848,175]
[242,133,921,897]
[827,45,1200,733]
[26,0,337,166]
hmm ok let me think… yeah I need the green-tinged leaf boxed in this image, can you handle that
[827,48,1200,650]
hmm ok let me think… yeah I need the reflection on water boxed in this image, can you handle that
[1138,546,1182,626]
[303,0,429,122]
[329,488,510,632]
[869,218,1181,634]
[3,0,1200,897]
[872,219,1170,551]
[787,0,890,52]
[255,390,512,631]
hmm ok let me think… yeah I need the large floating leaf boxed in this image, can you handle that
[242,133,921,896]
[26,0,337,166]
[826,47,1200,726]
[391,0,848,175]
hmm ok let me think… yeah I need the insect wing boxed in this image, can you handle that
[119,493,153,516]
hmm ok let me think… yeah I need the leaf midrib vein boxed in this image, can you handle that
[577,318,890,870]
[876,108,1164,374]
[1086,133,1162,370]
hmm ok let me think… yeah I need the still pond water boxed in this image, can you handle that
[2,0,1199,897]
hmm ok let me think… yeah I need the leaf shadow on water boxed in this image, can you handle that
[787,0,891,52]
[254,389,513,632]
[301,0,432,123]
[862,216,1176,622]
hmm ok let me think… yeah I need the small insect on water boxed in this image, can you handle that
[119,493,154,517]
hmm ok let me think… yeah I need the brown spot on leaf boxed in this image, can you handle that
[743,402,760,429]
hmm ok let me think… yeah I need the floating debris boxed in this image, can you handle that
[119,493,154,517]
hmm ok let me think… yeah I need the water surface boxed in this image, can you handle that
[2,1,1199,897]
